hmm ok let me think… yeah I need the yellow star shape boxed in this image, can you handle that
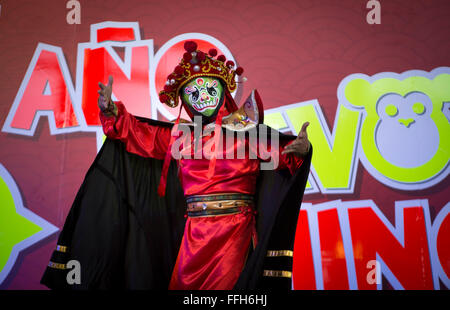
[0,164,58,285]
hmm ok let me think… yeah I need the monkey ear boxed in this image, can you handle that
[344,78,372,109]
[434,74,450,92]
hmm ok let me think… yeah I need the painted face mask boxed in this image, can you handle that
[181,77,224,118]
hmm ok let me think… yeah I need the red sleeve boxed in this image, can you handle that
[255,134,305,175]
[277,139,305,175]
[99,101,171,160]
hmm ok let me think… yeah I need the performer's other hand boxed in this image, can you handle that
[97,75,117,117]
[281,122,311,157]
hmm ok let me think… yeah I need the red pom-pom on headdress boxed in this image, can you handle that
[226,60,235,68]
[208,48,218,57]
[197,51,206,61]
[163,84,173,92]
[235,67,244,76]
[217,54,226,62]
[174,65,185,75]
[183,52,192,62]
[159,94,168,103]
[184,41,197,53]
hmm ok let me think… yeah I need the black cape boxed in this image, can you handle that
[41,118,312,290]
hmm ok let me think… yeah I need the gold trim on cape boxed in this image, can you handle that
[266,250,293,257]
[262,270,292,278]
[56,245,68,253]
[48,261,66,270]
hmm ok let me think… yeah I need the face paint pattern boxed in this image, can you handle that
[182,77,223,117]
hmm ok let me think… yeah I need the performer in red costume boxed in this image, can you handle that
[41,41,312,290]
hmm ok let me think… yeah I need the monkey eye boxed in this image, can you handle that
[412,102,425,115]
[385,104,398,117]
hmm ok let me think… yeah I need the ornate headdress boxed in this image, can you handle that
[157,41,244,197]
[158,41,244,108]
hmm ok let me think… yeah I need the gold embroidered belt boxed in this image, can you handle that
[186,193,254,217]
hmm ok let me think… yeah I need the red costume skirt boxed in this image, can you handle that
[168,206,257,290]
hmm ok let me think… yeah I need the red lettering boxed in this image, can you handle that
[293,209,316,289]
[348,206,433,289]
[81,45,151,126]
[436,212,450,279]
[11,50,78,130]
[97,27,135,43]
[317,208,349,289]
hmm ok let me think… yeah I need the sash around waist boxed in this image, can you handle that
[185,193,255,214]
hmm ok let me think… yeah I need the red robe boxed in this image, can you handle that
[100,101,304,289]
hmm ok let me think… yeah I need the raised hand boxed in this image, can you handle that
[281,122,311,157]
[97,75,117,117]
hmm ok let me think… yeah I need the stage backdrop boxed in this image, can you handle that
[0,0,448,290]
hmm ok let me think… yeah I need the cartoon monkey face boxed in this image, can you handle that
[375,92,439,168]
[376,92,432,128]
[341,70,450,188]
